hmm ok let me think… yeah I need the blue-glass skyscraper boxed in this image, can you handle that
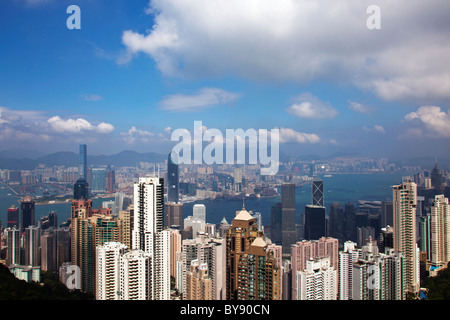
[167,151,179,203]
[79,144,87,180]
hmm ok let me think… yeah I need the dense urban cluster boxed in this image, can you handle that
[0,145,449,301]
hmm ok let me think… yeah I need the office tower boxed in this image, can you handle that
[106,167,116,193]
[24,226,40,267]
[290,237,339,299]
[312,177,324,207]
[281,183,296,255]
[20,196,35,233]
[167,151,179,203]
[182,236,226,300]
[6,227,21,265]
[430,195,450,268]
[329,202,345,244]
[7,206,19,228]
[357,226,375,247]
[193,204,206,223]
[235,237,282,300]
[184,215,205,239]
[79,144,87,180]
[431,161,443,194]
[226,207,260,300]
[74,178,89,200]
[165,202,183,229]
[40,231,54,271]
[132,177,170,300]
[91,168,107,194]
[304,205,326,240]
[338,241,359,300]
[185,260,213,300]
[296,256,337,300]
[271,202,282,245]
[344,203,356,242]
[381,201,393,229]
[119,249,152,300]
[378,225,394,254]
[96,242,128,300]
[392,181,420,294]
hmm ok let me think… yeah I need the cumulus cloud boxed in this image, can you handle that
[278,127,321,144]
[404,106,450,138]
[121,126,155,144]
[120,0,450,102]
[47,116,114,134]
[286,93,338,119]
[159,87,240,112]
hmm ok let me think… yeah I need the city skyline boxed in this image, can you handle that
[0,0,449,161]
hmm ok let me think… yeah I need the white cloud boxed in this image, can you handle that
[121,126,155,144]
[286,93,338,119]
[363,125,385,134]
[159,87,240,112]
[404,106,450,138]
[120,0,450,102]
[47,116,114,134]
[348,101,373,114]
[278,127,321,144]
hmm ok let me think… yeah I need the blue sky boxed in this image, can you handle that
[0,0,450,161]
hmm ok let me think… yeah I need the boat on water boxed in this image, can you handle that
[324,174,332,178]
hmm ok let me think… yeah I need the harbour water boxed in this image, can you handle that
[0,172,406,229]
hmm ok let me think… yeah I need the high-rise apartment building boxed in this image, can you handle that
[185,260,213,300]
[119,249,151,300]
[6,227,21,266]
[392,181,420,294]
[226,207,281,300]
[281,183,296,255]
[24,225,40,267]
[296,256,337,300]
[226,208,260,300]
[96,242,128,300]
[132,177,170,300]
[291,237,339,299]
[430,195,450,268]
[182,235,226,300]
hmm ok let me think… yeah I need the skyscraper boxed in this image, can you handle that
[167,151,179,203]
[392,181,420,294]
[74,177,89,200]
[185,260,213,300]
[281,183,296,255]
[291,237,339,299]
[7,206,19,229]
[296,256,337,300]
[430,195,450,268]
[24,225,40,267]
[312,177,324,207]
[79,144,87,181]
[193,204,206,223]
[20,196,35,233]
[270,202,282,245]
[6,227,21,266]
[165,202,183,229]
[91,168,107,194]
[431,160,443,194]
[304,205,326,240]
[132,177,170,300]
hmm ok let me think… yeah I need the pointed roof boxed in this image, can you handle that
[250,237,267,248]
[234,208,253,221]
[220,216,229,224]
